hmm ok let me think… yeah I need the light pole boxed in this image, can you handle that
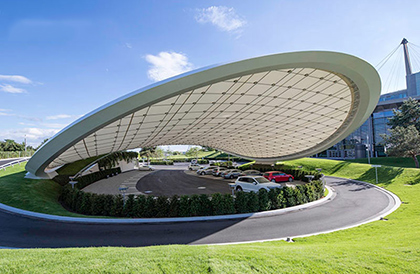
[119,185,128,206]
[371,165,381,185]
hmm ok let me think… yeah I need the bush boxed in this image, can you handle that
[168,195,180,217]
[277,190,286,208]
[111,195,124,217]
[258,189,270,211]
[149,160,174,165]
[144,196,157,218]
[58,179,325,218]
[134,195,146,217]
[155,196,169,217]
[123,195,136,217]
[179,195,191,217]
[235,191,249,213]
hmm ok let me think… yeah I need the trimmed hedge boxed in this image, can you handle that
[59,180,325,218]
[149,160,174,165]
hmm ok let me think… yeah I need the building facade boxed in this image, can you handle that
[324,39,420,159]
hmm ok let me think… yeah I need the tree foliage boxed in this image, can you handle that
[383,98,420,168]
[388,97,420,131]
[382,125,420,168]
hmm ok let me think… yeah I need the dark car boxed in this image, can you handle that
[263,171,294,183]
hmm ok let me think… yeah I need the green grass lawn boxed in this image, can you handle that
[0,164,88,217]
[345,156,420,169]
[0,158,419,273]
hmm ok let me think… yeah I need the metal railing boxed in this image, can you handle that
[0,157,30,171]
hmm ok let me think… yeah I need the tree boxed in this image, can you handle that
[185,147,200,158]
[153,147,165,158]
[382,125,420,168]
[1,139,24,151]
[139,147,156,164]
[388,97,420,131]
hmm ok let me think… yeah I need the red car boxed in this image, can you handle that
[263,171,294,183]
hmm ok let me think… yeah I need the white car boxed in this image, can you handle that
[188,163,203,171]
[197,166,217,175]
[234,176,282,192]
[138,165,154,171]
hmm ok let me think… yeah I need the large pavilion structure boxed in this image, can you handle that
[26,51,381,178]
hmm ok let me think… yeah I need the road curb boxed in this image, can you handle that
[0,186,334,224]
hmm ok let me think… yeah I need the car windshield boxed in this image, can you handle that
[255,177,270,184]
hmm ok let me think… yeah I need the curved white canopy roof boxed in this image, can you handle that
[26,51,381,177]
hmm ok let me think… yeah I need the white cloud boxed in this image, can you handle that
[0,75,32,84]
[46,114,72,120]
[125,43,132,49]
[195,6,246,33]
[0,127,59,147]
[145,51,194,82]
[0,84,26,94]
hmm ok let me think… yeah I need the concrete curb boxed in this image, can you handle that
[0,186,334,224]
[209,177,401,246]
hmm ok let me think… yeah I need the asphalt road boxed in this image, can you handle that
[136,170,233,196]
[0,158,20,166]
[0,176,395,248]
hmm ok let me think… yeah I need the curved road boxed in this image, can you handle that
[0,175,396,248]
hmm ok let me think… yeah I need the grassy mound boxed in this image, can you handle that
[0,164,86,217]
[0,158,419,273]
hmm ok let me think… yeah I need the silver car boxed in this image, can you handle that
[197,166,217,175]
[222,169,244,179]
[234,176,282,192]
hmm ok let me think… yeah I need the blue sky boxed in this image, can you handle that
[1,0,420,149]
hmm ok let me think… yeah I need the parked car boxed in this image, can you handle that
[234,176,282,192]
[197,166,217,175]
[263,171,294,182]
[222,169,244,179]
[242,169,262,176]
[188,163,203,171]
[212,167,228,176]
[138,165,154,171]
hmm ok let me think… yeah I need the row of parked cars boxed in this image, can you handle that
[189,163,295,192]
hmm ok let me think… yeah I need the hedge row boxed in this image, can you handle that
[53,168,121,188]
[149,160,174,165]
[59,180,324,218]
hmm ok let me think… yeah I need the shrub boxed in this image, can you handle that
[111,195,124,217]
[168,195,180,217]
[90,193,102,216]
[277,189,286,208]
[313,180,324,198]
[155,196,169,217]
[144,196,157,218]
[235,191,249,213]
[268,188,280,209]
[123,195,136,217]
[103,194,115,216]
[247,191,260,212]
[199,194,212,216]
[179,195,191,217]
[258,189,270,211]
[134,195,146,217]
[149,160,174,165]
[283,186,297,207]
[189,195,201,216]
[294,187,304,205]
[79,192,92,215]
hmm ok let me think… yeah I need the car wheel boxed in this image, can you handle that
[271,179,276,183]
[201,172,205,175]
[236,186,243,192]
[230,175,234,179]
[288,177,293,182]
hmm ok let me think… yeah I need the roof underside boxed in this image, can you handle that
[49,68,354,168]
